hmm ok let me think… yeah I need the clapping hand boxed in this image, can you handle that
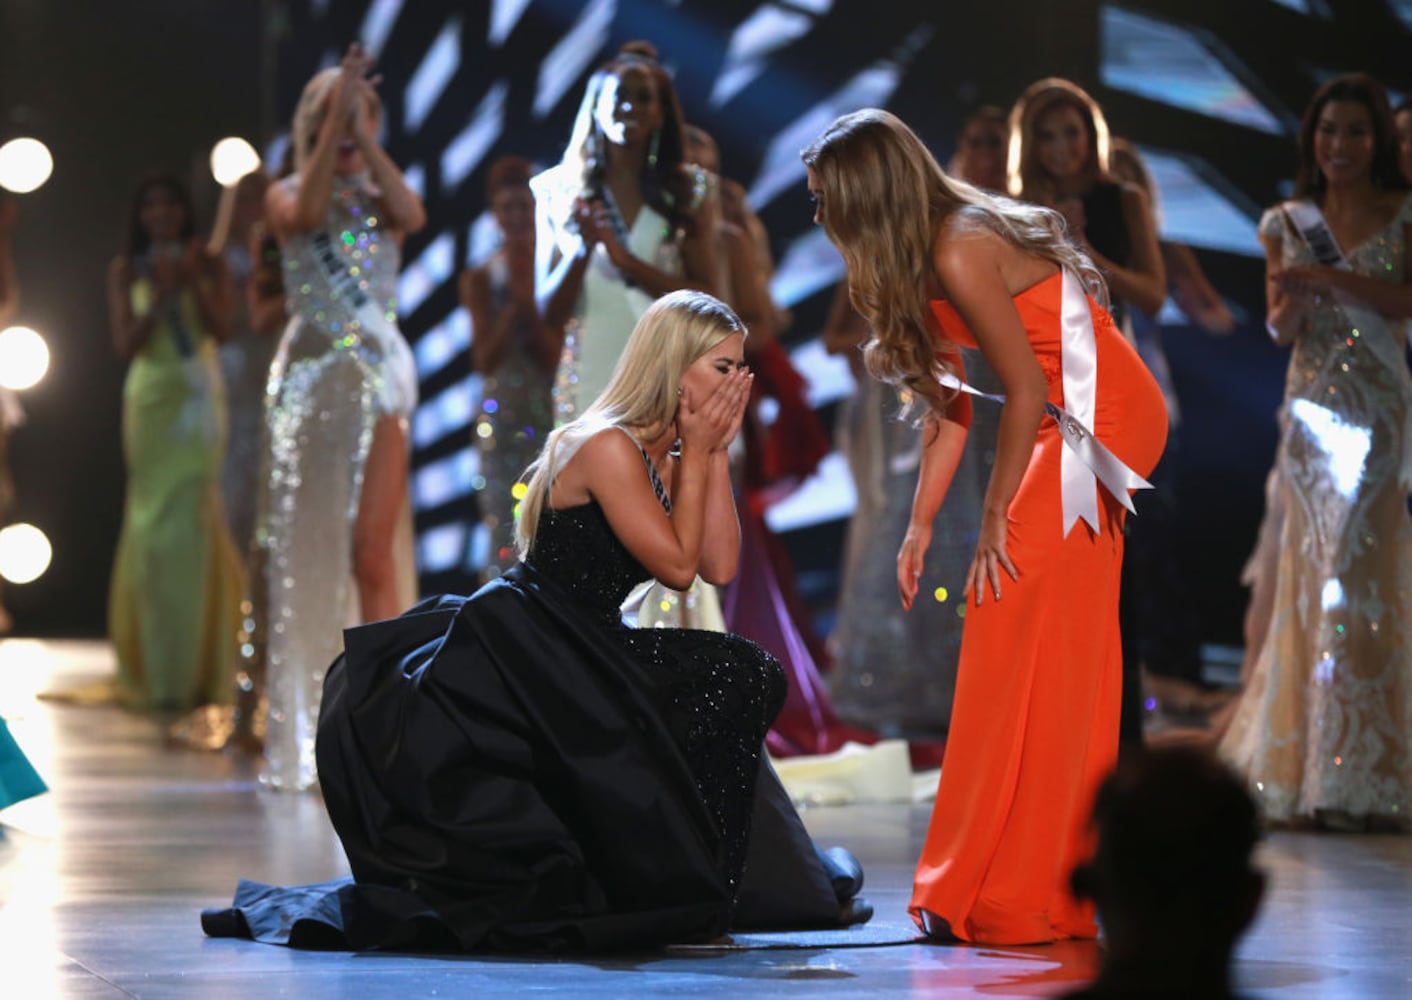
[151,240,200,301]
[1273,264,1338,298]
[571,197,602,250]
[327,44,378,139]
[590,202,630,266]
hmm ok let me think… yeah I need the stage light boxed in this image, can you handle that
[0,138,53,194]
[210,137,261,187]
[0,523,52,584]
[0,326,50,390]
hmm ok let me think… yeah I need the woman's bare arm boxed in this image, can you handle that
[1087,184,1167,316]
[109,257,164,361]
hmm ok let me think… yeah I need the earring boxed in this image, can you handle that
[648,129,661,170]
[676,386,683,397]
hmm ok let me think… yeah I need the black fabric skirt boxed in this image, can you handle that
[202,564,845,953]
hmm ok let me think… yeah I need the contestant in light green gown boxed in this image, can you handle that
[106,175,244,715]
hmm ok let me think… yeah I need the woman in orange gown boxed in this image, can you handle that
[804,109,1167,945]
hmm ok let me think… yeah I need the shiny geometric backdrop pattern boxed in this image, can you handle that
[277,0,1410,627]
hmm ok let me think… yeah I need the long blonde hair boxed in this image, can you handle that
[290,67,384,173]
[515,290,744,557]
[1007,77,1112,202]
[801,108,1104,415]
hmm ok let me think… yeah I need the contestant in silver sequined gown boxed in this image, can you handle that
[1221,195,1412,823]
[261,173,418,790]
[471,253,553,580]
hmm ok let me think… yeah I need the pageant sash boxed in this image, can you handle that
[309,229,417,416]
[1280,199,1406,354]
[939,270,1153,537]
[1282,199,1412,487]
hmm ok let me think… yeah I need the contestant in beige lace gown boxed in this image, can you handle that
[1221,180,1412,826]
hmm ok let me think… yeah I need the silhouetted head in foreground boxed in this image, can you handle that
[1063,748,1265,999]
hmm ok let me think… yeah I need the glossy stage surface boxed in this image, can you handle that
[0,639,1409,998]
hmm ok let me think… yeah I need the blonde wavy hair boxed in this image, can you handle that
[801,108,1104,415]
[291,67,383,173]
[515,290,744,557]
[1006,77,1111,202]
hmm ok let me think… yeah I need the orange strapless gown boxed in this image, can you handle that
[911,271,1167,945]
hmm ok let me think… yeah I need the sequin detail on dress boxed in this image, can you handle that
[260,174,418,791]
[1222,196,1412,823]
[472,254,553,580]
[527,439,783,891]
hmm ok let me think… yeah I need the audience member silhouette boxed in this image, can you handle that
[1064,748,1265,1000]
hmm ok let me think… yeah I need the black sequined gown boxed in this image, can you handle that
[202,467,790,953]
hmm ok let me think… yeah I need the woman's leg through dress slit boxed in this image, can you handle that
[353,413,411,624]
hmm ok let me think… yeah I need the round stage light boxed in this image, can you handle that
[0,138,54,194]
[0,326,49,390]
[0,523,52,585]
[210,137,261,187]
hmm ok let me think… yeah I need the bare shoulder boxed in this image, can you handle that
[579,425,637,457]
[932,218,1006,285]
[564,426,642,484]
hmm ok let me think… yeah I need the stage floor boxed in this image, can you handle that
[1,639,1409,998]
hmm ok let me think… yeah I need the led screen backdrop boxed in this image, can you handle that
[273,0,1411,645]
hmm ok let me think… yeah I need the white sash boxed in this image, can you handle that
[309,230,418,416]
[1282,199,1412,487]
[940,269,1153,537]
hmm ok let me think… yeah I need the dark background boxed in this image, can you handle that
[2,0,1408,648]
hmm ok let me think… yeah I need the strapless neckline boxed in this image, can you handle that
[929,269,1062,311]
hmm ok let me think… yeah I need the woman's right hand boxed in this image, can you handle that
[678,369,752,454]
[571,197,601,250]
[897,522,932,611]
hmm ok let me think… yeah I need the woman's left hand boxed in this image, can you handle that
[353,76,384,149]
[714,367,752,451]
[964,508,1019,606]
